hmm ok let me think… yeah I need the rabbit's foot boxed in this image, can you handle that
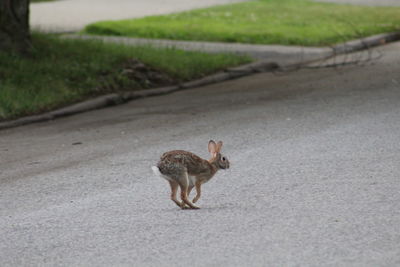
[181,204,200,210]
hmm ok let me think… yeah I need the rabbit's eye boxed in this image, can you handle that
[222,157,226,161]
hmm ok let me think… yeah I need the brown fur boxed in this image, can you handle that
[155,140,230,209]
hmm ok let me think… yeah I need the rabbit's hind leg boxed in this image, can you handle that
[178,172,200,209]
[168,180,184,209]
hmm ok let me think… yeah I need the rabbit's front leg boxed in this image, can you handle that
[192,181,202,203]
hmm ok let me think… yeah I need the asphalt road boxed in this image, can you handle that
[1,40,400,266]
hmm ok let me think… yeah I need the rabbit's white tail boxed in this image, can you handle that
[151,166,162,176]
[152,165,173,182]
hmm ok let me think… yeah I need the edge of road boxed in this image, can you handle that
[1,31,399,130]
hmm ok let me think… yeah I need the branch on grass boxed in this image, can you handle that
[275,21,389,74]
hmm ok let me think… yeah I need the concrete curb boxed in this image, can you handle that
[332,32,400,54]
[1,32,399,130]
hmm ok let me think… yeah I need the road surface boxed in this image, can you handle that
[1,40,400,266]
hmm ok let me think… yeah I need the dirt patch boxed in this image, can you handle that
[121,59,177,87]
[98,59,177,93]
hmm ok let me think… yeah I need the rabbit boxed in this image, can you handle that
[152,140,230,209]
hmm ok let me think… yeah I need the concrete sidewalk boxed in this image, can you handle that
[65,34,332,63]
[64,31,399,61]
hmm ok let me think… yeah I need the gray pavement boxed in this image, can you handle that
[62,32,398,62]
[1,41,400,266]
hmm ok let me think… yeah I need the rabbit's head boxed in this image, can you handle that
[208,140,230,170]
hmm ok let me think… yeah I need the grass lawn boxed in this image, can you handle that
[30,0,56,3]
[84,0,400,46]
[0,34,251,120]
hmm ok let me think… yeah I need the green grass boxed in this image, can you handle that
[84,0,400,46]
[0,33,251,120]
[30,0,56,3]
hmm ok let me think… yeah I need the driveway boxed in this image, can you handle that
[1,41,400,266]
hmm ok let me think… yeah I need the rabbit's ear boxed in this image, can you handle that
[208,140,217,155]
[216,141,223,152]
